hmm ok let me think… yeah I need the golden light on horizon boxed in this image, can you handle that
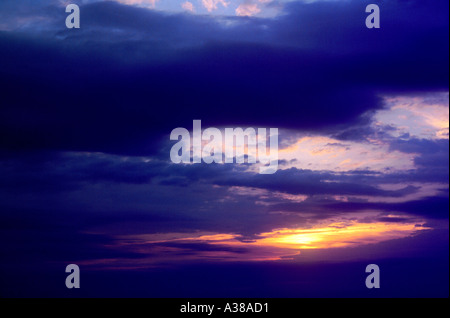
[189,217,431,256]
[250,220,428,250]
[83,216,431,269]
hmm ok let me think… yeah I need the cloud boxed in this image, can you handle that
[0,2,448,154]
[181,1,195,12]
[202,0,229,12]
[236,2,261,16]
[116,0,159,8]
[0,1,448,297]
[0,1,447,156]
[235,0,274,17]
[1,150,443,212]
[375,93,449,140]
[324,196,450,220]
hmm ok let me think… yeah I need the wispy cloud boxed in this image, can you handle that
[181,1,195,12]
[202,0,229,12]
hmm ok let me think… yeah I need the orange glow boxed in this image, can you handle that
[81,218,430,269]
[250,220,426,250]
[189,220,429,255]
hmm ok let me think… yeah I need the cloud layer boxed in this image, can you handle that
[0,0,448,297]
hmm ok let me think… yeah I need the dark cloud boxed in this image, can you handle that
[151,241,249,255]
[1,0,448,155]
[390,138,448,156]
[0,151,431,199]
[214,167,421,197]
[270,195,450,220]
[0,206,148,266]
[0,149,446,245]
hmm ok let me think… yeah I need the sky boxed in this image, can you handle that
[0,0,448,297]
